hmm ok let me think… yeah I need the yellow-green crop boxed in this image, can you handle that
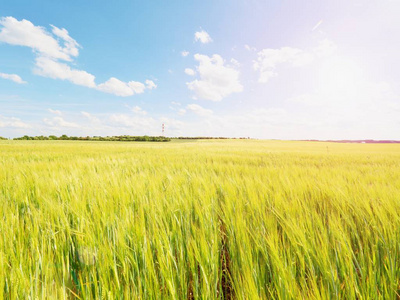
[0,140,399,299]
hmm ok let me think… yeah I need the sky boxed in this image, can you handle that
[0,0,399,139]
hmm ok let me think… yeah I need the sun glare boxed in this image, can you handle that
[319,57,363,92]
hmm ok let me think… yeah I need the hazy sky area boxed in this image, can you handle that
[0,0,399,139]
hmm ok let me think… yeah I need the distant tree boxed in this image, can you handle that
[12,134,171,142]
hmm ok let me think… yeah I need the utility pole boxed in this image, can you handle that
[162,123,165,136]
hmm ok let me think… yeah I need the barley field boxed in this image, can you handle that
[0,140,399,299]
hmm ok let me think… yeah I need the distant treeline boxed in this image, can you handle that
[11,135,171,142]
[1,135,254,141]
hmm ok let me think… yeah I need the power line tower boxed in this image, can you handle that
[162,123,165,136]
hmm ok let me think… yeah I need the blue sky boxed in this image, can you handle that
[0,0,399,139]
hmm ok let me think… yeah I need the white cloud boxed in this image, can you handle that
[96,79,155,97]
[131,106,147,115]
[160,107,303,138]
[181,51,189,57]
[314,38,337,58]
[109,113,156,129]
[50,25,80,58]
[0,17,75,61]
[48,108,62,115]
[97,77,146,96]
[81,111,100,123]
[184,68,195,76]
[34,56,96,88]
[178,109,186,115]
[187,54,243,101]
[0,72,26,84]
[244,44,256,51]
[106,113,184,136]
[160,117,184,131]
[186,104,213,117]
[254,39,336,83]
[169,101,186,115]
[230,58,240,67]
[0,16,156,97]
[194,30,212,44]
[43,116,79,128]
[0,115,31,128]
[145,79,157,90]
[254,47,313,83]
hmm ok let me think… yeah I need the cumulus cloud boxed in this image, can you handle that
[109,113,156,129]
[0,16,156,97]
[145,79,157,90]
[160,117,184,131]
[81,111,100,122]
[194,30,212,44]
[106,112,184,136]
[314,38,337,58]
[0,72,26,84]
[244,44,256,51]
[0,115,31,128]
[0,16,76,61]
[181,50,189,57]
[254,39,336,83]
[34,56,96,88]
[131,106,147,115]
[230,58,240,67]
[178,109,186,115]
[48,108,62,115]
[168,101,186,115]
[254,47,313,83]
[97,77,146,96]
[162,107,303,138]
[187,54,243,101]
[50,25,80,58]
[184,68,195,76]
[186,104,213,117]
[43,116,79,128]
